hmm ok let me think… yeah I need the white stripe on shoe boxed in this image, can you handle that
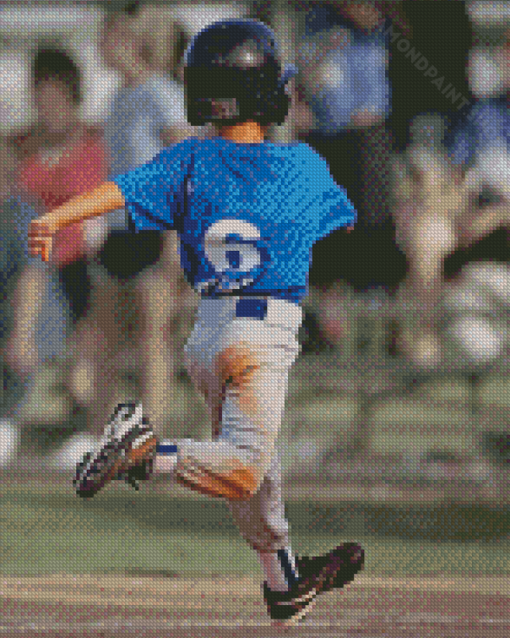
[275,588,317,606]
[272,598,318,628]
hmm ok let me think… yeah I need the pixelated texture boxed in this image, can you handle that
[298,5,390,134]
[18,131,108,268]
[1,3,509,635]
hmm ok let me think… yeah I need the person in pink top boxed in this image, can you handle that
[17,48,108,317]
[11,47,109,468]
[18,128,107,269]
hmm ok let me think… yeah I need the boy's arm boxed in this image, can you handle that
[28,181,125,261]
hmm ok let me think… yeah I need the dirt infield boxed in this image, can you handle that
[1,574,508,637]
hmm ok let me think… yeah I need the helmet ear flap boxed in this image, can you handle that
[256,85,290,126]
[273,88,291,126]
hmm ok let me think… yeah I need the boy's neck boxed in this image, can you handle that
[217,120,268,144]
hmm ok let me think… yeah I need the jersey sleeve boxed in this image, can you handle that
[112,138,196,231]
[301,147,357,239]
[316,184,357,240]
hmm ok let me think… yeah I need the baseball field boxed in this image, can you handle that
[2,335,510,636]
[1,475,508,637]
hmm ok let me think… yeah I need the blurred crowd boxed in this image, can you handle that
[1,0,510,470]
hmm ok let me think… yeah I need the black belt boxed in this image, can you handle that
[200,286,305,304]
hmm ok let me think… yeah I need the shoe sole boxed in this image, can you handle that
[271,597,318,628]
[75,434,157,498]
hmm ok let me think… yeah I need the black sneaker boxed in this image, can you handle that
[263,542,364,627]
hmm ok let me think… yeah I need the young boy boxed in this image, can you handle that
[29,19,364,627]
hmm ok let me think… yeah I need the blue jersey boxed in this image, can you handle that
[113,136,356,304]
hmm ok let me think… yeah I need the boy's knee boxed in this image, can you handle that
[215,344,260,415]
[175,457,262,501]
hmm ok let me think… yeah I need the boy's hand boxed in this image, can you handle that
[28,218,54,262]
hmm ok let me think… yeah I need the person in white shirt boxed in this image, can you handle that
[82,4,198,453]
[101,7,191,178]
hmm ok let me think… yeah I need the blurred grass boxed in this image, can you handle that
[479,374,510,408]
[13,352,509,464]
[1,485,508,577]
[370,434,476,457]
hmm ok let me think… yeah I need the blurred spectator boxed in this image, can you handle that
[17,48,108,318]
[443,29,510,253]
[0,136,69,466]
[0,136,27,465]
[298,0,407,295]
[100,3,192,184]
[391,27,510,366]
[92,3,197,438]
[297,1,389,202]
[11,47,109,467]
[391,114,470,366]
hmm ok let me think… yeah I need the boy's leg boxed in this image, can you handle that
[180,310,304,599]
[161,299,302,500]
[74,308,364,625]
[227,451,299,590]
[75,301,297,497]
[172,348,291,500]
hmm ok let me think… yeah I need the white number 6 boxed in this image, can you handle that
[202,219,270,293]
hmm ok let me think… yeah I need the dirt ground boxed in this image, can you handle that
[0,574,508,637]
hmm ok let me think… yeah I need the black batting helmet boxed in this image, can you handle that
[184,19,296,127]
